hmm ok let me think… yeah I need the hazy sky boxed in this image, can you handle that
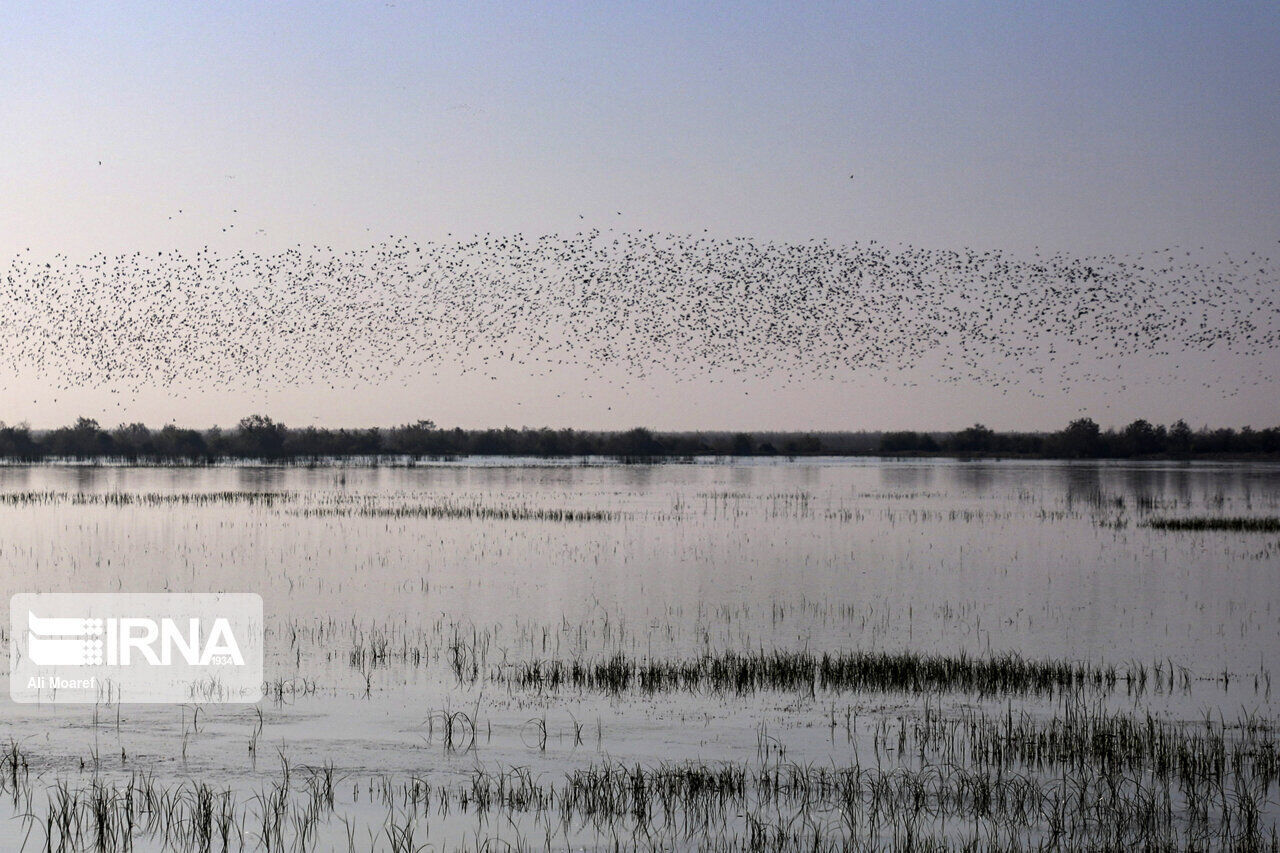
[2,2,1278,430]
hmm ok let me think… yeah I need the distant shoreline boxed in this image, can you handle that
[2,453,1278,469]
[1,415,1277,463]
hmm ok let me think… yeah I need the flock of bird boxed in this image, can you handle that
[1,231,1276,400]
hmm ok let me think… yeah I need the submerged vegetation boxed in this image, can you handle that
[3,695,1279,851]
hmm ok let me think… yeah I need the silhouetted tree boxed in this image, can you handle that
[111,423,154,460]
[611,427,664,457]
[950,424,995,453]
[236,415,287,458]
[0,423,36,458]
[1059,418,1102,458]
[153,425,207,459]
[1122,419,1162,456]
[1168,419,1193,454]
[783,434,823,455]
[880,431,940,453]
[47,417,112,458]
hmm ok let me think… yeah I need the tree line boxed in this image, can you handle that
[0,415,1275,462]
[880,418,1280,457]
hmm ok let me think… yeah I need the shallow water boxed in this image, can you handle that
[0,457,1277,849]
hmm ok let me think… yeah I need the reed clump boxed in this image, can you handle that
[0,490,293,507]
[293,502,622,522]
[1142,516,1280,532]
[510,649,1129,697]
[4,733,1278,851]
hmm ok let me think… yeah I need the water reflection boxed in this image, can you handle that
[878,461,936,491]
[0,458,1274,674]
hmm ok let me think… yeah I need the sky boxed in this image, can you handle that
[1,2,1278,431]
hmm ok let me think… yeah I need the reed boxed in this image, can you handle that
[1143,516,1280,532]
[509,649,1140,697]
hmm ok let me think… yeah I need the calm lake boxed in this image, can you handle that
[1,457,1277,850]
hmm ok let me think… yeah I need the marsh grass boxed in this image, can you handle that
[510,649,1164,698]
[5,741,1277,851]
[876,698,1280,788]
[0,489,623,523]
[293,502,623,522]
[4,464,1280,850]
[0,490,293,507]
[1143,516,1280,532]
